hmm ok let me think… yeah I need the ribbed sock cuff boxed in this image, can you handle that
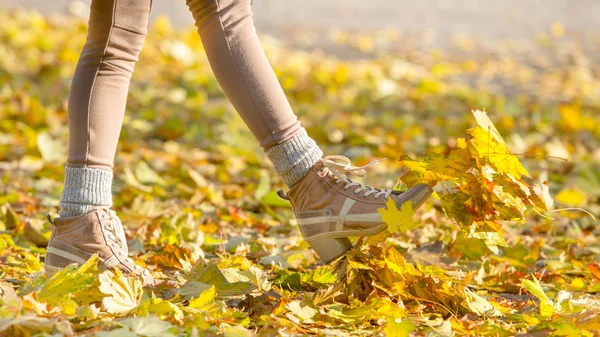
[59,166,113,217]
[267,128,323,187]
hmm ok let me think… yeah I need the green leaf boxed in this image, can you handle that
[37,131,66,162]
[137,297,184,321]
[274,272,302,291]
[189,285,216,309]
[469,230,508,255]
[306,267,337,286]
[452,234,487,260]
[135,161,167,186]
[521,276,554,317]
[384,318,414,337]
[117,317,175,337]
[261,190,291,208]
[185,263,256,296]
[287,300,317,323]
[188,285,224,314]
[464,289,503,317]
[221,325,254,337]
[253,172,271,201]
[0,315,73,336]
[38,255,100,315]
[95,327,138,337]
[178,281,212,300]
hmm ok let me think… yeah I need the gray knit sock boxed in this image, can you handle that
[267,128,323,187]
[59,166,113,217]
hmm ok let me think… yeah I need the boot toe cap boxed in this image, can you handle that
[394,183,433,210]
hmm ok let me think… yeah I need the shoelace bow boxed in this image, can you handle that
[321,155,392,199]
[99,208,147,276]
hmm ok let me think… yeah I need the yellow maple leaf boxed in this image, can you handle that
[99,268,143,314]
[472,110,505,144]
[468,111,530,179]
[468,126,529,179]
[378,198,417,234]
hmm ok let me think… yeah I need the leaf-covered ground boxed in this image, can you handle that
[1,9,600,337]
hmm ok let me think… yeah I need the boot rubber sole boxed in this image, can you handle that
[304,185,433,264]
[305,223,388,263]
[44,264,63,278]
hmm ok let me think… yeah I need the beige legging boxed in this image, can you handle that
[68,0,301,169]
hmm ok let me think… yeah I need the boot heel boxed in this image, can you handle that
[308,236,352,264]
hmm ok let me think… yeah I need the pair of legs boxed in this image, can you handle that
[48,0,432,282]
[61,0,322,216]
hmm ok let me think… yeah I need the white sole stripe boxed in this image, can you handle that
[297,215,332,225]
[44,264,63,278]
[297,212,382,227]
[337,198,356,232]
[44,264,62,272]
[46,247,88,264]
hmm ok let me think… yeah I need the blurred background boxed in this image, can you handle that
[0,1,598,219]
[1,2,600,334]
[2,0,600,55]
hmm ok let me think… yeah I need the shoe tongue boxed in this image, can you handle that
[314,161,337,179]
[321,166,349,182]
[312,159,325,172]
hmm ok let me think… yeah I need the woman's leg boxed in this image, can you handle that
[185,0,433,264]
[48,0,155,286]
[60,0,152,217]
[186,0,323,187]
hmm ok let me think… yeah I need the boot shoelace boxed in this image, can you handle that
[99,208,149,277]
[320,155,392,200]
